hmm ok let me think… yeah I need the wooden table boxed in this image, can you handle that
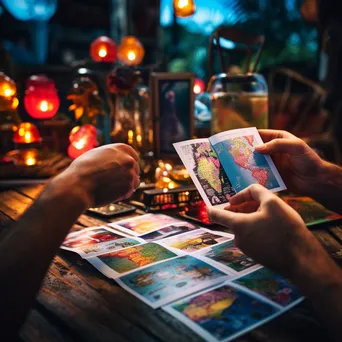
[1,184,341,342]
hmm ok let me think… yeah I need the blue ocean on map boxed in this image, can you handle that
[119,255,226,304]
[212,136,280,192]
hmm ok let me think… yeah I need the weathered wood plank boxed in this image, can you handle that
[0,190,33,220]
[328,225,342,244]
[16,185,46,200]
[20,309,75,342]
[55,252,203,342]
[37,256,162,342]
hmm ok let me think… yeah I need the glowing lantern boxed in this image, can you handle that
[173,0,196,18]
[117,36,145,66]
[13,122,41,144]
[24,75,60,119]
[90,36,117,63]
[0,72,19,111]
[193,78,205,94]
[68,124,98,159]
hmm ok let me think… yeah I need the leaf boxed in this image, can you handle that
[74,107,84,120]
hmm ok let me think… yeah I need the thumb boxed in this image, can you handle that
[255,138,306,157]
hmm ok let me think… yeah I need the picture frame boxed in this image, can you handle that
[150,72,195,158]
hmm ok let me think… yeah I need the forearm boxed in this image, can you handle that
[290,237,342,341]
[0,171,89,338]
[309,161,342,214]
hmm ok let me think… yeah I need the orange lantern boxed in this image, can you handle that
[0,72,19,110]
[13,122,41,144]
[90,36,117,63]
[173,0,196,17]
[193,78,205,94]
[68,124,98,159]
[117,36,145,66]
[24,75,60,119]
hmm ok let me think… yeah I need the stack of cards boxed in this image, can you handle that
[61,213,303,342]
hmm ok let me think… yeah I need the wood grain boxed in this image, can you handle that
[1,185,340,342]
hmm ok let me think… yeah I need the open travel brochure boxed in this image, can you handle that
[173,127,286,208]
[61,213,303,342]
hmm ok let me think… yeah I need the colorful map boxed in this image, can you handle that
[97,243,176,274]
[161,229,232,253]
[119,256,227,306]
[213,135,280,192]
[281,196,342,226]
[170,284,278,341]
[180,142,235,205]
[233,268,302,307]
[201,240,257,273]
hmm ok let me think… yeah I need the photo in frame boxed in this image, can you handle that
[150,72,195,158]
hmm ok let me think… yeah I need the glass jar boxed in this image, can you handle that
[209,73,268,134]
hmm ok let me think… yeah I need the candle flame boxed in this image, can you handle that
[39,100,49,112]
[98,48,108,58]
[128,51,136,61]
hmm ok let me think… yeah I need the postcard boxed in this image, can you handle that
[61,226,144,258]
[196,240,260,275]
[164,282,279,342]
[209,127,286,194]
[173,139,236,208]
[157,228,234,253]
[117,255,229,308]
[109,213,184,236]
[140,221,199,242]
[233,268,303,308]
[87,242,178,278]
[281,196,342,226]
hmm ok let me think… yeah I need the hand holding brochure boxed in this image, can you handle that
[174,127,286,208]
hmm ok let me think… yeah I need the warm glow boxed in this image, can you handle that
[128,130,134,139]
[127,51,136,61]
[24,132,32,143]
[24,75,59,119]
[178,0,188,8]
[90,36,117,63]
[4,87,13,97]
[12,97,19,109]
[39,100,49,112]
[98,48,108,58]
[136,134,142,143]
[117,36,145,66]
[109,205,115,211]
[173,0,196,17]
[74,138,86,150]
[13,122,41,144]
[193,78,205,94]
[25,157,36,166]
[193,85,201,94]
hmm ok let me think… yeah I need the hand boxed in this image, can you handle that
[255,129,324,196]
[208,184,323,276]
[62,144,140,207]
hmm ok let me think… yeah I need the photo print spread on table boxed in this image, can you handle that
[117,255,230,308]
[61,226,145,258]
[232,267,303,308]
[157,228,234,254]
[140,221,200,242]
[281,196,342,226]
[87,242,179,279]
[195,240,260,276]
[109,213,184,236]
[164,282,280,342]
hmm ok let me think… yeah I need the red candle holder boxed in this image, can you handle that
[13,122,41,144]
[90,36,117,63]
[24,75,60,119]
[193,78,205,94]
[117,36,145,66]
